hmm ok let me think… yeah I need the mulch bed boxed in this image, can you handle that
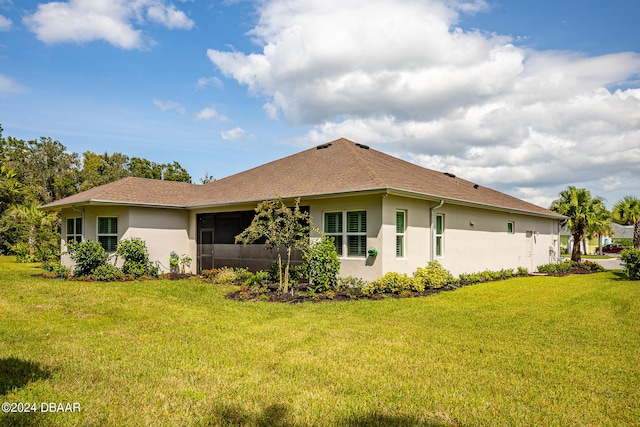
[226,282,456,303]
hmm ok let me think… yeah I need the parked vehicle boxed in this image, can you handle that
[594,243,624,255]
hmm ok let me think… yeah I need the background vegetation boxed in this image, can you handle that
[0,124,192,260]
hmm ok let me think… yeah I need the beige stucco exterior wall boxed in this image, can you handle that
[126,207,191,273]
[433,205,560,276]
[60,206,192,273]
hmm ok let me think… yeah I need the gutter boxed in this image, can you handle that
[430,200,444,262]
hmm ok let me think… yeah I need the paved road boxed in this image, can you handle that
[592,257,623,270]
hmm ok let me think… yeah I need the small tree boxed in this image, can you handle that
[236,197,312,293]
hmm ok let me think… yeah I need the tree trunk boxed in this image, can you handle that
[571,233,582,263]
[634,221,640,249]
[283,246,292,294]
[597,233,603,256]
[277,252,283,292]
[28,224,36,255]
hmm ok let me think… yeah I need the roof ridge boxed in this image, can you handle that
[342,140,387,187]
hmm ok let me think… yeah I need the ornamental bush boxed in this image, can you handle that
[375,272,414,294]
[414,260,454,289]
[116,238,156,278]
[621,249,640,280]
[67,239,108,277]
[304,236,340,293]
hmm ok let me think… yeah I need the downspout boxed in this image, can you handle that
[430,200,444,262]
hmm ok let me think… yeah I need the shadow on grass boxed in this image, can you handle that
[0,357,52,396]
[0,357,52,427]
[204,403,461,426]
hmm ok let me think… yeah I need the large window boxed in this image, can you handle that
[66,217,82,244]
[324,212,343,255]
[396,210,406,257]
[435,213,444,257]
[324,210,367,257]
[97,217,118,252]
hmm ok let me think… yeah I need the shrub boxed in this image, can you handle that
[621,249,640,280]
[581,260,605,272]
[11,242,37,263]
[92,264,122,281]
[375,272,414,294]
[41,261,71,279]
[203,267,238,285]
[304,236,341,292]
[414,260,454,289]
[516,266,529,276]
[116,238,156,278]
[67,239,109,276]
[335,276,368,291]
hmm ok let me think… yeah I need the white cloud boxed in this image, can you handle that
[207,0,640,205]
[220,127,245,140]
[0,14,11,31]
[195,107,228,123]
[153,98,185,114]
[0,74,25,94]
[196,76,223,89]
[23,0,194,49]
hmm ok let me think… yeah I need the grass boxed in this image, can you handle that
[1,256,639,426]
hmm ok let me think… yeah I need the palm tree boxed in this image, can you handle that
[612,196,640,249]
[550,186,608,262]
[6,201,58,256]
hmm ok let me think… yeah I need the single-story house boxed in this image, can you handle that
[43,138,564,279]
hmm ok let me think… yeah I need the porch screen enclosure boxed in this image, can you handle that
[196,210,305,273]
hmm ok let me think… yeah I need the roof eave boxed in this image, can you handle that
[41,199,189,211]
[385,188,566,219]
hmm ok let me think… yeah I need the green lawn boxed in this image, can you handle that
[1,257,639,427]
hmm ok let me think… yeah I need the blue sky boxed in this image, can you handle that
[1,0,639,208]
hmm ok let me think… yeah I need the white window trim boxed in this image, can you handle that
[435,213,444,258]
[323,210,367,258]
[66,217,82,244]
[97,217,118,252]
[507,221,515,234]
[396,210,406,258]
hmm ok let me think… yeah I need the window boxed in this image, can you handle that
[97,217,118,252]
[507,221,515,234]
[66,217,82,244]
[324,210,367,257]
[396,210,406,257]
[324,212,344,255]
[435,214,444,257]
[346,211,367,257]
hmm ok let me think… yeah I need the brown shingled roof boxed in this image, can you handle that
[43,138,562,218]
[42,176,199,209]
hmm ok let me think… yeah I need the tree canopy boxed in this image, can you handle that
[0,124,193,258]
